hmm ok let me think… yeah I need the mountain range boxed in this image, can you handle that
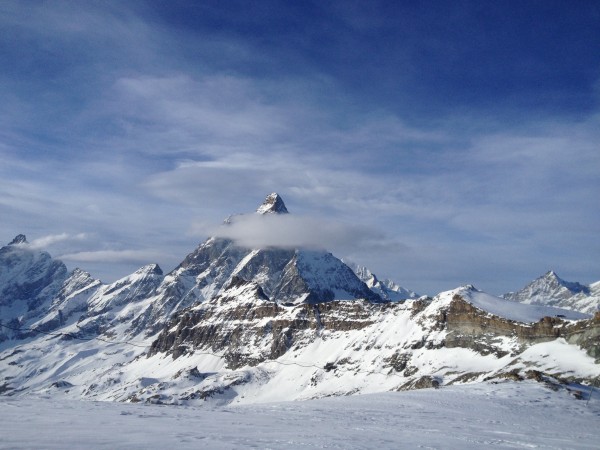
[1,193,598,405]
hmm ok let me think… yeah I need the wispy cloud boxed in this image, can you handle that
[60,249,166,265]
[29,233,88,250]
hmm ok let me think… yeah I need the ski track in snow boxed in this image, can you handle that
[1,382,599,449]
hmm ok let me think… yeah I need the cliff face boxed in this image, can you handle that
[444,295,600,361]
[563,313,600,360]
[148,278,380,368]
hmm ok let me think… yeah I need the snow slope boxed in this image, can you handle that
[0,382,598,449]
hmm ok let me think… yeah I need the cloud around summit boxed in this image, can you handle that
[208,213,406,256]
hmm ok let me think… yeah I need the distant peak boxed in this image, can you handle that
[9,234,27,245]
[137,263,163,276]
[542,270,561,281]
[256,193,289,215]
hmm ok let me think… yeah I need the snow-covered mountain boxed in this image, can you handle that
[256,192,289,214]
[1,194,380,341]
[345,261,418,301]
[1,279,597,405]
[0,194,599,407]
[0,235,68,341]
[503,271,600,314]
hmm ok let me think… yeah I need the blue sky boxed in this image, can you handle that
[1,0,599,295]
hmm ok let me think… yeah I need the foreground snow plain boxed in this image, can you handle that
[1,381,598,449]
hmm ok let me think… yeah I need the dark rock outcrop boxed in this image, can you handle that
[444,295,600,360]
[148,284,383,369]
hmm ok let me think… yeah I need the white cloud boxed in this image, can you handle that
[60,249,165,264]
[29,233,88,249]
[207,213,406,255]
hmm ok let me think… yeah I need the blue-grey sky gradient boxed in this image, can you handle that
[1,0,599,295]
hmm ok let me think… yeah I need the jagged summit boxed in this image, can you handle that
[137,263,163,276]
[256,193,289,215]
[540,270,588,293]
[8,234,27,245]
[544,270,561,281]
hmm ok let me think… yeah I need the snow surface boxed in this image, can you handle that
[1,382,598,449]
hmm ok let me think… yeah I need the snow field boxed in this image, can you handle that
[1,381,598,449]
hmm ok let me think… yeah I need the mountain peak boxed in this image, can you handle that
[540,271,577,289]
[503,270,592,310]
[138,263,163,276]
[9,234,27,245]
[256,193,289,215]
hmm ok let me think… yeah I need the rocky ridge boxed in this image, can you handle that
[346,261,418,301]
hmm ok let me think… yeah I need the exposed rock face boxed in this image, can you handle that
[147,283,600,398]
[1,275,599,404]
[562,313,600,361]
[148,277,379,368]
[0,240,165,342]
[0,235,68,311]
[444,295,600,360]
[0,195,382,349]
[273,251,382,304]
[9,234,27,245]
[399,375,441,391]
[256,192,289,214]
